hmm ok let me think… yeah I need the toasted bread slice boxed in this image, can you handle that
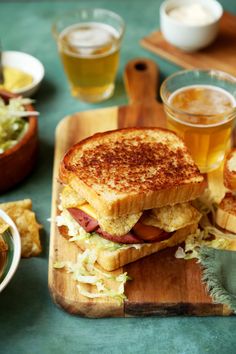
[224,149,236,191]
[216,192,236,233]
[59,223,198,271]
[60,128,206,217]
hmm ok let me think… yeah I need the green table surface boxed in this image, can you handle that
[1,1,236,353]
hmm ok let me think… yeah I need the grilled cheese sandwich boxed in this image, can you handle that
[58,127,205,270]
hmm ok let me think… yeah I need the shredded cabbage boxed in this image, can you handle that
[175,246,186,259]
[192,188,217,220]
[54,249,131,302]
[0,96,38,153]
[176,228,232,260]
[55,204,144,300]
[175,188,235,260]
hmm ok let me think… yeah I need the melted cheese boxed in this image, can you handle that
[79,203,98,220]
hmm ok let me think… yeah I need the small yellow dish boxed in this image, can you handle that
[1,51,44,97]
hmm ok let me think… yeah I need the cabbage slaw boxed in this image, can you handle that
[0,96,38,153]
[175,189,235,260]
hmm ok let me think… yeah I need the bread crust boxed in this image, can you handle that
[224,149,236,191]
[60,128,206,217]
[216,192,236,233]
[66,175,206,217]
[59,223,197,271]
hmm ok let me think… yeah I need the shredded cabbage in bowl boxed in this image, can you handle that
[0,96,37,154]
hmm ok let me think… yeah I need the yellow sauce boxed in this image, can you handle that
[0,66,33,91]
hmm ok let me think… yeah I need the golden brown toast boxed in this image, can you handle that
[216,192,236,233]
[216,149,236,233]
[224,149,236,191]
[60,128,206,217]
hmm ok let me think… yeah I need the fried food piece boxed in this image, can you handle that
[0,199,42,257]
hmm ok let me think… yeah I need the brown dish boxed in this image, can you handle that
[0,89,38,193]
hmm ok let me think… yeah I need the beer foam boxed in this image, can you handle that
[168,84,236,127]
[60,23,119,56]
[68,26,111,47]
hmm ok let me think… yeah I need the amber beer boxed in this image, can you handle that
[53,9,124,102]
[161,75,236,173]
[58,23,120,101]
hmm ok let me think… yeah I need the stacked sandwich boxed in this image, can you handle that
[57,128,206,272]
[216,149,236,233]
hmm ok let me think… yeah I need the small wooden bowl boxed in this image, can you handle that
[0,90,38,193]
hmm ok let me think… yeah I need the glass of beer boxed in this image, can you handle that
[52,9,125,102]
[161,70,236,173]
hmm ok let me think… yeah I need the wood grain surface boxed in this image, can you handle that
[141,12,236,76]
[49,59,231,317]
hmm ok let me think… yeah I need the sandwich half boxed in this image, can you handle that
[216,149,236,233]
[57,127,206,271]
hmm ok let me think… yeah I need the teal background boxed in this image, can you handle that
[0,1,236,353]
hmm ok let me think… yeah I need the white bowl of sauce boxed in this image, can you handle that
[1,51,45,97]
[160,0,223,52]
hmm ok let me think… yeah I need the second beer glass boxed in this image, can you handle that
[52,9,125,102]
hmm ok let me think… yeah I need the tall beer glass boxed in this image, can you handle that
[52,9,125,102]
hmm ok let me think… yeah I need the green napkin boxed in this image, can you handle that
[199,246,236,313]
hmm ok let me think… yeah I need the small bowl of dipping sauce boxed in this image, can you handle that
[1,51,45,97]
[160,0,223,52]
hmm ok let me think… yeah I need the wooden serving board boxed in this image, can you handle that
[49,59,230,317]
[141,12,236,76]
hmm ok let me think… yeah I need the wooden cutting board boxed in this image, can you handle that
[141,12,236,76]
[49,58,230,317]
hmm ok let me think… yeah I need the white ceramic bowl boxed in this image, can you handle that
[160,0,223,52]
[2,51,45,97]
[0,209,21,292]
